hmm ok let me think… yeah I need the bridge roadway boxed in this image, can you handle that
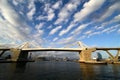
[22,47,120,51]
[0,47,120,52]
[0,48,10,50]
[22,48,83,52]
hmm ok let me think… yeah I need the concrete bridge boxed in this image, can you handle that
[0,42,120,63]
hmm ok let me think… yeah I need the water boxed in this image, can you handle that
[0,61,120,80]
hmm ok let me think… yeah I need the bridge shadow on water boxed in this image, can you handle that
[0,61,120,80]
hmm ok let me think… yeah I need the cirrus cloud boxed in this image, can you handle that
[74,0,105,22]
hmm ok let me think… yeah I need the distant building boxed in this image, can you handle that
[97,52,102,61]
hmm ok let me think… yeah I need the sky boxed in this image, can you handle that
[0,0,120,48]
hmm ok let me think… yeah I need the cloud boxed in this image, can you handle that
[37,3,55,21]
[49,26,62,35]
[47,8,55,21]
[71,23,90,35]
[0,0,22,27]
[74,0,105,22]
[86,31,101,37]
[59,22,91,37]
[12,0,24,6]
[112,14,120,22]
[59,22,76,36]
[27,0,36,20]
[36,15,47,21]
[35,23,44,30]
[99,2,120,21]
[86,24,120,37]
[12,0,18,6]
[46,35,77,48]
[58,0,104,37]
[32,31,44,47]
[52,1,62,9]
[33,23,44,45]
[94,26,104,30]
[55,0,81,24]
[47,25,52,29]
[53,37,58,41]
[84,30,93,35]
[57,36,75,45]
[0,17,30,44]
[118,29,120,34]
[0,0,43,46]
[93,14,120,31]
[101,24,120,33]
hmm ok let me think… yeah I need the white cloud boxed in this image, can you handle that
[87,31,101,37]
[49,26,62,35]
[118,29,120,34]
[59,22,76,36]
[94,14,120,31]
[37,3,55,21]
[53,37,58,41]
[36,15,47,20]
[12,0,24,6]
[87,24,120,37]
[0,17,29,44]
[99,2,120,21]
[44,4,55,21]
[37,10,55,21]
[35,23,44,30]
[0,0,43,46]
[0,0,22,27]
[94,26,104,30]
[52,1,62,9]
[74,0,105,22]
[84,30,93,35]
[71,23,90,35]
[33,29,44,37]
[47,25,52,29]
[102,24,120,33]
[57,36,75,45]
[27,1,36,20]
[112,14,120,22]
[34,23,44,38]
[55,0,81,24]
[12,0,18,6]
[58,21,91,37]
[47,9,55,21]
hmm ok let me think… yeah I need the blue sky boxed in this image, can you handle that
[0,0,120,48]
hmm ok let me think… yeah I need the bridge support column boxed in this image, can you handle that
[10,48,21,62]
[10,49,29,62]
[17,51,29,61]
[79,48,96,63]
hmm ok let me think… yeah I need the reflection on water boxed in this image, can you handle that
[0,61,120,80]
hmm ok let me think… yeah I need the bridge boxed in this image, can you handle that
[0,41,120,63]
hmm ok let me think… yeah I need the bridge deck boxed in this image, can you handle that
[96,48,120,50]
[0,48,10,50]
[22,48,83,52]
[0,47,120,52]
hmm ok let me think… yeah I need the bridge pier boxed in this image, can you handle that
[17,51,29,61]
[10,48,21,62]
[10,49,29,62]
[79,48,96,63]
[9,43,30,62]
